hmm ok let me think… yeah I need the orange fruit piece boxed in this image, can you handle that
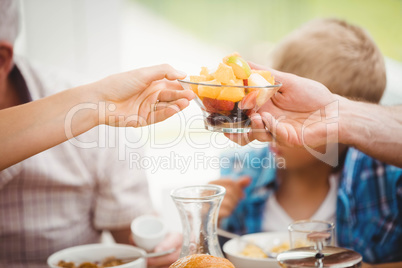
[189,75,207,95]
[213,63,237,84]
[217,87,245,102]
[197,80,221,99]
[200,67,214,80]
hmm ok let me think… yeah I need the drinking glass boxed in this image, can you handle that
[288,220,335,249]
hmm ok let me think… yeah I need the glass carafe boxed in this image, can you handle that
[170,185,226,258]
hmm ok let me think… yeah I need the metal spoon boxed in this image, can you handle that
[218,228,278,258]
[120,247,176,262]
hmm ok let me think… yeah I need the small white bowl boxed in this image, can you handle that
[131,214,167,252]
[223,231,289,268]
[47,243,146,268]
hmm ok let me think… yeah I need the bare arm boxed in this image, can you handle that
[0,64,194,170]
[0,85,97,170]
[340,98,402,167]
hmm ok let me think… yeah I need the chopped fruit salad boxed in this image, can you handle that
[181,53,280,132]
[185,53,279,131]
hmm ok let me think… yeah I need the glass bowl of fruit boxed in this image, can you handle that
[179,53,282,133]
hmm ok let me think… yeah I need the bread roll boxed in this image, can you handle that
[169,254,235,268]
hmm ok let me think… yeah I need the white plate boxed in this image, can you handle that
[47,243,146,268]
[223,232,289,268]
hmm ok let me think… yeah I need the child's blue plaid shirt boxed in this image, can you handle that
[220,147,402,263]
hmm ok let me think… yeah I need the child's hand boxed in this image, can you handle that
[147,232,182,268]
[209,176,251,220]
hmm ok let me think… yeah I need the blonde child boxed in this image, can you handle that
[212,19,402,264]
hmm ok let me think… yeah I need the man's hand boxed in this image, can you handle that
[226,62,340,149]
[209,176,251,220]
[147,232,182,268]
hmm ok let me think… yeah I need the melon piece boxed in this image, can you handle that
[248,73,276,107]
[223,78,244,86]
[248,73,272,88]
[189,75,207,95]
[213,63,236,84]
[200,67,214,80]
[251,70,275,85]
[197,80,222,99]
[217,87,245,102]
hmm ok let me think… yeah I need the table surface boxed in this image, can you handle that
[362,262,402,268]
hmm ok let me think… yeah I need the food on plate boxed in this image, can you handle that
[187,53,278,130]
[239,241,292,259]
[102,257,126,267]
[57,261,76,268]
[240,243,267,258]
[169,254,235,268]
[270,242,290,254]
[76,262,99,268]
[57,256,127,268]
[238,239,311,259]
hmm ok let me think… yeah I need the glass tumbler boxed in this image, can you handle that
[170,185,226,258]
[288,220,335,249]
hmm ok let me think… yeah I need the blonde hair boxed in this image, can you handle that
[270,18,386,103]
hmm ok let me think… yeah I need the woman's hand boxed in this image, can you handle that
[94,64,195,127]
[0,64,195,170]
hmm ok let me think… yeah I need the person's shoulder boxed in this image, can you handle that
[338,147,402,263]
[344,147,402,177]
[14,55,93,98]
[341,147,402,193]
